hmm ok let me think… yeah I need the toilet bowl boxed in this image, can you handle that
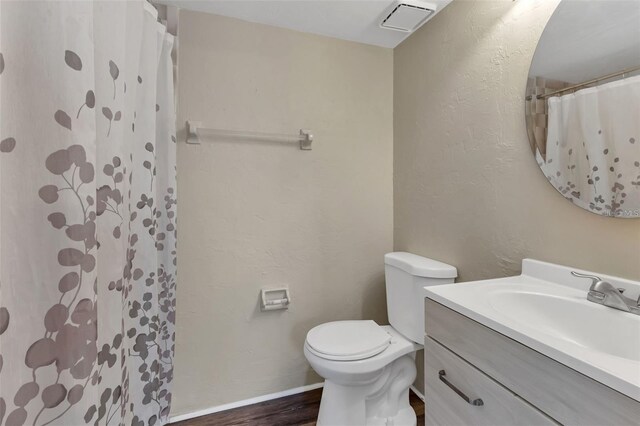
[304,252,457,426]
[305,324,420,426]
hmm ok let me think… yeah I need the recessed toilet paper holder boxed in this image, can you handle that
[260,288,291,311]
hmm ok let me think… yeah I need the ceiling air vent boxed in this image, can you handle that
[380,1,436,33]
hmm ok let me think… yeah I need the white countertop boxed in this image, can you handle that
[424,259,640,402]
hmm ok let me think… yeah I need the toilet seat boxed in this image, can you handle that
[305,320,391,361]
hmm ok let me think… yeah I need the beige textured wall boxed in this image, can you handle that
[173,11,393,416]
[395,0,640,393]
[395,0,640,282]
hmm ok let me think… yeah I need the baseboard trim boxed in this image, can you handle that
[170,382,424,423]
[168,382,325,424]
[410,385,425,402]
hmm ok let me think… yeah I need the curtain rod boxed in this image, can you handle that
[527,65,640,100]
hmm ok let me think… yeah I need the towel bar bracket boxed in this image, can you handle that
[299,129,313,150]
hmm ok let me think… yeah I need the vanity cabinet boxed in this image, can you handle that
[424,299,640,426]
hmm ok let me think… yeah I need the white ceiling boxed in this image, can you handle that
[530,0,640,83]
[154,0,453,48]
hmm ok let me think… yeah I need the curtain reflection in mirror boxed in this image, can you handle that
[538,75,640,217]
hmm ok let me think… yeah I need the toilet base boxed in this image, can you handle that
[366,406,417,426]
[316,354,417,426]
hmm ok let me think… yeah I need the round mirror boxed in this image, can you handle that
[526,0,640,218]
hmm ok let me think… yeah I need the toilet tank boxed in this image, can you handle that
[384,252,457,344]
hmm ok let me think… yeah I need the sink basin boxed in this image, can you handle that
[424,259,640,401]
[488,289,640,361]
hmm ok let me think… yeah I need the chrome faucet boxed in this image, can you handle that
[571,271,640,315]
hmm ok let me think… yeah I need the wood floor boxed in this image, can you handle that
[171,388,425,426]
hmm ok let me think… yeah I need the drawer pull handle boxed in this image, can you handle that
[438,370,484,407]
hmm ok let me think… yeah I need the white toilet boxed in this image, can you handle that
[304,252,457,426]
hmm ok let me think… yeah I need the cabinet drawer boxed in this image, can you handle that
[425,299,640,425]
[424,338,556,426]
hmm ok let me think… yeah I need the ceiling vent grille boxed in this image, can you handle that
[380,1,435,33]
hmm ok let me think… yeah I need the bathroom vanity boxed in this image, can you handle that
[423,259,640,425]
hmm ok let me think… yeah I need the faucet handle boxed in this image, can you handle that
[571,271,603,289]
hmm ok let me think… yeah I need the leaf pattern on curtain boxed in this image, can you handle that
[0,3,13,423]
[0,2,177,425]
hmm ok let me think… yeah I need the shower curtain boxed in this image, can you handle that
[540,75,640,217]
[0,1,177,425]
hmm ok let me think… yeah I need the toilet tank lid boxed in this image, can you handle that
[385,252,457,279]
